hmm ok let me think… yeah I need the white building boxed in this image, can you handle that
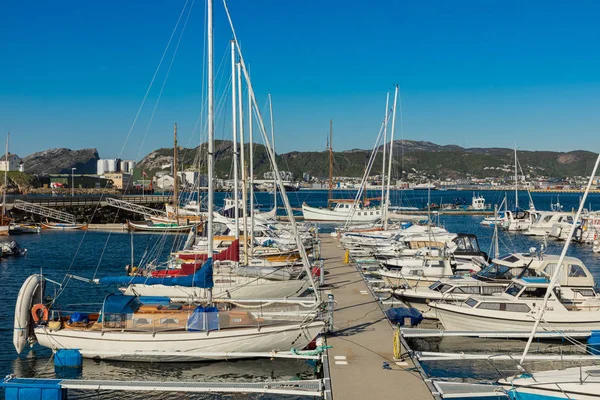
[0,153,22,172]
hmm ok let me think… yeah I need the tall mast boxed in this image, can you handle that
[237,62,248,265]
[381,92,389,207]
[173,123,178,223]
[2,131,8,224]
[384,85,399,229]
[269,94,276,215]
[328,120,333,201]
[206,0,214,280]
[248,76,254,258]
[514,144,518,209]
[230,40,239,240]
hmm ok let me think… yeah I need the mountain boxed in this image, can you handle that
[136,140,599,180]
[24,148,99,175]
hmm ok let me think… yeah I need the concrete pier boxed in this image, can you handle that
[320,236,434,399]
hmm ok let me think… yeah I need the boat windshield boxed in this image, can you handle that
[505,283,523,297]
[476,263,514,280]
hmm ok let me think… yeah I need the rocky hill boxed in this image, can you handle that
[24,148,99,175]
[136,140,599,180]
[22,141,598,180]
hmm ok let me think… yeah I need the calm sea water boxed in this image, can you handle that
[1,190,599,397]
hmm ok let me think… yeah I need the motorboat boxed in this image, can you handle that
[524,210,575,237]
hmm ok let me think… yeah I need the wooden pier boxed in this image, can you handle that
[320,236,434,399]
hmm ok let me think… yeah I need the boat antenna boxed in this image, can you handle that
[519,151,600,365]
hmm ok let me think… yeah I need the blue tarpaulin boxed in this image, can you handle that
[186,306,219,332]
[385,307,423,327]
[102,294,142,314]
[98,259,214,288]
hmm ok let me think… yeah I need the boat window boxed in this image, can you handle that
[465,298,478,307]
[505,283,523,297]
[504,304,531,312]
[501,255,520,263]
[370,212,374,215]
[453,286,481,294]
[477,302,502,310]
[567,216,574,223]
[519,287,547,298]
[573,289,596,297]
[544,263,558,276]
[543,215,553,223]
[476,263,514,279]
[429,281,443,291]
[568,265,587,278]
[436,284,453,293]
[481,286,505,295]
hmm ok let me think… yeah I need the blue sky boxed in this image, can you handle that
[1,1,600,160]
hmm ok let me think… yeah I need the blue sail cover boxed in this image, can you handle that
[99,259,214,288]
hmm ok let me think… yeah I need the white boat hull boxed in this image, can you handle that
[432,303,600,332]
[301,203,382,223]
[122,278,309,300]
[34,321,325,362]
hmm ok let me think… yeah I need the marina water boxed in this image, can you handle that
[2,190,600,397]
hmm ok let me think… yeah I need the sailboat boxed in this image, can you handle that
[501,146,537,231]
[301,120,385,223]
[135,124,200,232]
[13,0,326,362]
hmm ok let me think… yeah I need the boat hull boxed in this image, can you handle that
[301,203,382,223]
[121,278,309,300]
[432,303,600,332]
[126,220,195,233]
[34,321,325,362]
[41,222,88,231]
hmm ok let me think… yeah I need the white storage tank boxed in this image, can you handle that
[97,159,106,175]
[120,160,129,173]
[106,159,117,173]
[127,160,136,173]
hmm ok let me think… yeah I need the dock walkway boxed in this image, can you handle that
[321,236,434,399]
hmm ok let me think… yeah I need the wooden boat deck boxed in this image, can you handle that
[320,236,434,399]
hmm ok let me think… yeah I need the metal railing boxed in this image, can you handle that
[13,200,76,223]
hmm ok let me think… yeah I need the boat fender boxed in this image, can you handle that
[47,321,62,331]
[31,303,48,324]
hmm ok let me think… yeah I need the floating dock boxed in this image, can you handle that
[320,236,434,399]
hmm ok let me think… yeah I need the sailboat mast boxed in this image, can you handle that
[173,123,178,222]
[237,62,248,265]
[206,0,214,276]
[248,78,254,258]
[381,92,389,207]
[269,94,276,214]
[230,40,240,240]
[2,131,7,224]
[384,85,399,229]
[328,120,333,201]
[514,144,518,209]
